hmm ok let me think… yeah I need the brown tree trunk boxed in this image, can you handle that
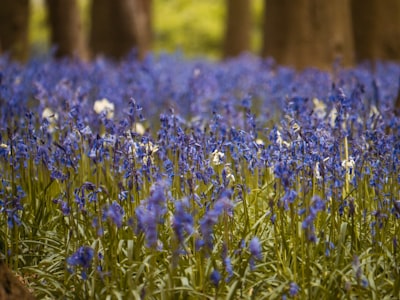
[351,0,400,62]
[133,0,152,58]
[45,0,88,60]
[223,0,251,58]
[90,0,152,60]
[262,0,355,70]
[0,0,30,62]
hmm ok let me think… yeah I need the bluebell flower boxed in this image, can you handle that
[224,256,233,280]
[352,255,369,288]
[172,198,194,244]
[136,205,158,248]
[361,278,369,288]
[280,190,297,211]
[289,282,300,297]
[60,201,70,216]
[135,181,168,249]
[301,196,326,242]
[210,270,221,287]
[67,246,94,279]
[249,237,262,261]
[148,181,167,212]
[199,192,234,250]
[102,201,125,228]
[270,214,277,224]
[325,241,335,257]
[91,217,104,236]
[6,211,22,229]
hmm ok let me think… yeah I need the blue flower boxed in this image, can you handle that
[249,237,262,260]
[289,282,300,297]
[199,192,234,250]
[301,196,326,242]
[136,205,158,248]
[224,256,233,280]
[210,270,221,287]
[60,201,70,216]
[102,201,125,228]
[172,198,194,244]
[67,246,95,278]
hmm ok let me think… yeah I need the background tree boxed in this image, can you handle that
[262,0,355,70]
[0,0,30,61]
[223,0,251,58]
[45,0,88,59]
[351,0,400,62]
[90,0,152,60]
[133,0,153,57]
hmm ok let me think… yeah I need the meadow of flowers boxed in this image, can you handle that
[0,52,399,299]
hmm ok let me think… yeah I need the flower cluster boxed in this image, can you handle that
[0,53,398,299]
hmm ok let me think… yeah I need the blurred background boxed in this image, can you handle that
[27,0,264,60]
[1,0,400,70]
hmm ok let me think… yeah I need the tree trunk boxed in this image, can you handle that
[0,0,30,61]
[90,0,152,60]
[90,0,137,59]
[262,0,355,70]
[46,0,88,59]
[223,0,251,58]
[133,0,152,58]
[351,0,400,62]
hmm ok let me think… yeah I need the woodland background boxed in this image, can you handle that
[1,0,400,70]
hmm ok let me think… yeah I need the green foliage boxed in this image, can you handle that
[29,0,49,55]
[154,0,224,59]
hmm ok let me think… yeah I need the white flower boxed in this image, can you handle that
[193,68,201,78]
[255,138,264,146]
[329,107,338,127]
[314,162,322,180]
[93,98,115,119]
[276,130,290,148]
[42,107,59,133]
[211,150,224,166]
[313,98,327,119]
[144,141,159,155]
[133,123,145,135]
[342,157,355,178]
[42,107,58,120]
[292,122,300,133]
[369,105,381,118]
[285,115,301,133]
[224,164,235,183]
[342,158,355,169]
[276,130,283,146]
[0,143,10,156]
[142,141,159,165]
[128,140,159,165]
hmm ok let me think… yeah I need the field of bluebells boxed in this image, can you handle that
[0,52,399,299]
